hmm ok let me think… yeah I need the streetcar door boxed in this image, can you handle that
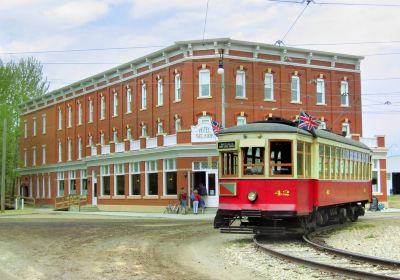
[206,171,218,207]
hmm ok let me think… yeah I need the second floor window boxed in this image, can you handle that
[78,137,82,159]
[198,115,212,124]
[341,81,349,106]
[175,118,181,133]
[264,73,274,100]
[126,88,132,113]
[78,102,82,125]
[319,120,327,130]
[113,92,118,116]
[316,78,325,104]
[175,74,181,101]
[141,84,147,109]
[113,130,118,143]
[67,105,72,128]
[157,122,163,134]
[24,121,27,138]
[126,127,132,140]
[32,147,36,166]
[58,108,62,130]
[42,145,46,164]
[235,70,246,98]
[100,132,105,146]
[291,76,300,102]
[42,115,46,134]
[88,134,93,146]
[67,138,72,161]
[33,118,36,136]
[199,69,210,97]
[58,141,62,162]
[141,125,147,137]
[88,99,93,123]
[100,95,105,119]
[342,122,350,137]
[157,79,163,106]
[237,116,246,126]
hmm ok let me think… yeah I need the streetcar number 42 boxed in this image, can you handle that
[274,190,290,196]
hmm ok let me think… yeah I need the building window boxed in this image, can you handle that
[198,115,212,124]
[77,102,82,125]
[164,159,177,195]
[342,122,350,137]
[297,141,312,178]
[291,76,300,102]
[69,170,76,195]
[157,79,163,106]
[372,159,380,193]
[141,125,147,137]
[24,148,27,167]
[199,69,211,97]
[58,141,62,162]
[42,175,45,198]
[269,140,293,176]
[141,84,147,109]
[88,134,93,146]
[237,116,246,126]
[57,172,64,197]
[67,138,72,161]
[264,73,274,100]
[32,117,36,136]
[221,151,238,177]
[32,147,36,166]
[175,118,181,133]
[58,107,62,130]
[36,175,39,198]
[24,121,27,138]
[67,105,72,128]
[316,78,325,104]
[341,81,349,106]
[100,95,105,119]
[146,160,158,195]
[42,145,46,165]
[42,115,46,134]
[80,170,88,196]
[129,162,140,196]
[113,130,118,143]
[48,174,51,198]
[100,132,105,146]
[126,127,132,140]
[78,137,82,159]
[126,88,132,113]
[175,74,181,101]
[113,91,118,117]
[242,146,265,176]
[157,121,163,134]
[235,70,246,98]
[101,165,110,196]
[88,99,93,123]
[115,164,125,196]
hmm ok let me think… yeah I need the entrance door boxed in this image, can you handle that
[92,170,97,206]
[193,170,219,207]
[393,173,400,194]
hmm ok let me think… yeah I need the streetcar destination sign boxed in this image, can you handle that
[218,141,236,149]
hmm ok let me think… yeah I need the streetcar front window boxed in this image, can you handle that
[269,141,292,176]
[242,147,265,175]
[221,152,238,177]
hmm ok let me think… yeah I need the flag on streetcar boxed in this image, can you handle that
[211,120,224,135]
[298,111,319,133]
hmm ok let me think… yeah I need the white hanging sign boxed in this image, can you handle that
[191,123,217,143]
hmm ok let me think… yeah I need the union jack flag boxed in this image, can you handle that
[298,111,319,132]
[211,120,224,135]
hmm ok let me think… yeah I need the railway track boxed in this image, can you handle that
[254,234,400,280]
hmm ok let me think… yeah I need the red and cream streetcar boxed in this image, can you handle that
[214,118,372,234]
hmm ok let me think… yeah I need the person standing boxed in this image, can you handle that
[192,190,200,214]
[179,187,188,214]
[198,183,207,213]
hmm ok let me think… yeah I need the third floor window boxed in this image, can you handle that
[157,79,163,106]
[141,84,147,109]
[113,92,118,117]
[126,88,132,113]
[77,102,82,125]
[100,95,105,119]
[341,81,349,106]
[175,74,181,101]
[291,76,300,102]
[88,99,94,123]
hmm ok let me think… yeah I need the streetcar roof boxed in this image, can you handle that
[219,122,370,150]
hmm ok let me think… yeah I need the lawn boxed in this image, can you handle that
[388,195,400,208]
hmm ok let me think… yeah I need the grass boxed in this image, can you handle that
[230,238,253,248]
[0,209,36,216]
[388,195,400,208]
[337,222,376,232]
[365,234,376,239]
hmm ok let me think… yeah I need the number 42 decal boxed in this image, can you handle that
[274,190,290,196]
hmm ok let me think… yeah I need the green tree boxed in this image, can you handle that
[0,58,48,195]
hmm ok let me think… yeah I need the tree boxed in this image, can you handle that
[0,58,48,197]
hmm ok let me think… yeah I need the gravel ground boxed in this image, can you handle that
[0,210,399,280]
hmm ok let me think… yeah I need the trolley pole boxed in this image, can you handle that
[1,118,7,213]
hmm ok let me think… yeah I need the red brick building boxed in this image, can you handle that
[17,38,364,211]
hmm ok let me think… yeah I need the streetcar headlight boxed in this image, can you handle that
[247,191,258,202]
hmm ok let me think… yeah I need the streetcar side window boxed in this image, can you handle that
[269,141,292,176]
[297,141,311,178]
[242,147,265,176]
[221,152,238,177]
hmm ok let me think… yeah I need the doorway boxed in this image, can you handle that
[192,170,218,207]
[393,173,400,194]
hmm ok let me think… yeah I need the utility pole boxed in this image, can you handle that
[1,118,6,213]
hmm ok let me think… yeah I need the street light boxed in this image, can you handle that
[217,49,225,128]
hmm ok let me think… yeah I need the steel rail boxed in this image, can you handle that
[303,233,400,267]
[253,235,400,280]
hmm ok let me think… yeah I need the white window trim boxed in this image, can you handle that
[42,145,46,165]
[100,95,105,120]
[163,159,177,196]
[141,84,147,109]
[24,121,27,138]
[68,170,76,195]
[341,81,349,106]
[24,148,27,167]
[342,122,351,138]
[32,118,36,136]
[175,118,181,133]
[126,88,132,113]
[145,160,158,196]
[67,138,72,161]
[58,108,62,130]
[157,122,163,134]
[47,174,51,198]
[36,175,40,198]
[88,99,94,123]
[57,172,64,197]
[67,106,72,128]
[114,164,125,196]
[126,127,132,140]
[235,70,246,98]
[198,115,212,125]
[157,79,163,106]
[113,92,118,117]
[32,146,36,166]
[129,162,140,196]
[58,141,62,162]
[78,137,82,159]
[264,73,274,101]
[199,69,211,97]
[78,103,82,125]
[80,170,88,196]
[237,116,247,126]
[291,76,300,102]
[141,125,147,137]
[42,175,45,198]
[42,114,47,134]
[175,74,181,101]
[100,165,111,196]
[316,78,325,105]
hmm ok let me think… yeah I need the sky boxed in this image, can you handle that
[1,0,400,154]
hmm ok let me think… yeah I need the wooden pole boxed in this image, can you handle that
[1,118,7,213]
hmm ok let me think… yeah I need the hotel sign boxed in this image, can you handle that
[191,123,217,143]
[218,141,236,150]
